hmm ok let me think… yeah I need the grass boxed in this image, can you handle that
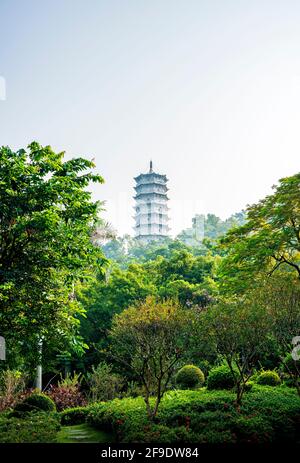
[56,423,114,443]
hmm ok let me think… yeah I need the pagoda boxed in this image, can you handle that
[134,161,170,243]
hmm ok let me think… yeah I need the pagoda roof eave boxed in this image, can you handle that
[134,172,168,182]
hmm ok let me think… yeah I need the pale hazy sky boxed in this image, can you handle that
[0,0,299,236]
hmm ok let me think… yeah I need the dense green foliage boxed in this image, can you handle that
[256,371,281,386]
[0,411,60,443]
[86,387,300,443]
[13,392,56,414]
[79,244,218,368]
[175,365,205,389]
[207,365,237,390]
[219,172,300,292]
[0,143,299,443]
[60,406,90,425]
[87,362,123,402]
[0,142,106,371]
[110,297,191,418]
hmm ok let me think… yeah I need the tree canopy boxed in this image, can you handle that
[218,172,300,293]
[0,142,106,369]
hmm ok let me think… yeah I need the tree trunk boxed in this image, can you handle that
[235,383,244,408]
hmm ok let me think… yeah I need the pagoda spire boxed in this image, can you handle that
[134,162,169,243]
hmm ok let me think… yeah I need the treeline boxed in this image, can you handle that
[0,143,299,404]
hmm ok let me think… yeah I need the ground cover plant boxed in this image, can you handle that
[85,386,300,443]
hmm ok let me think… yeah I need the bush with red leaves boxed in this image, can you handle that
[47,383,87,411]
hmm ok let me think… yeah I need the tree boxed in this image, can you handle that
[79,246,217,370]
[177,212,246,246]
[0,142,105,370]
[201,298,269,405]
[109,297,191,419]
[255,273,300,395]
[150,248,218,307]
[219,172,300,293]
[78,263,157,368]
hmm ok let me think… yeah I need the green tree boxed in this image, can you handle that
[177,212,245,246]
[255,273,300,395]
[0,142,105,370]
[150,249,218,307]
[201,298,269,405]
[79,246,218,371]
[219,173,300,293]
[79,263,157,368]
[110,297,191,419]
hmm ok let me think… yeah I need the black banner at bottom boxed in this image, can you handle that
[0,443,297,462]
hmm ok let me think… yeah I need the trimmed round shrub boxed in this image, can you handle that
[60,406,89,425]
[176,365,205,389]
[256,370,281,386]
[14,392,56,414]
[207,365,236,390]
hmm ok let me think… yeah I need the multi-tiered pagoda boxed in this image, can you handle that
[134,161,170,243]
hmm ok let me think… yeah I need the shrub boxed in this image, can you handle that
[0,412,60,443]
[13,392,56,414]
[256,370,281,386]
[87,362,124,402]
[122,381,145,398]
[243,381,254,392]
[0,370,26,411]
[176,365,205,390]
[87,397,148,440]
[47,373,87,411]
[60,406,89,425]
[207,365,236,390]
[85,388,300,443]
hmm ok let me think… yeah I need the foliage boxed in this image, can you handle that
[0,369,26,411]
[47,373,86,411]
[256,371,281,386]
[207,364,236,390]
[256,274,300,395]
[110,297,192,419]
[175,365,205,390]
[219,172,300,293]
[78,264,157,368]
[79,245,218,371]
[87,362,124,402]
[201,298,270,404]
[60,406,90,425]
[13,392,56,414]
[86,387,300,443]
[0,411,60,443]
[177,212,246,246]
[0,142,106,370]
[282,354,300,376]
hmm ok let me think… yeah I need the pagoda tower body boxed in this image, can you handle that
[134,162,170,243]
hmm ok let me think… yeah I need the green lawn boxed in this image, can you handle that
[56,423,114,443]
